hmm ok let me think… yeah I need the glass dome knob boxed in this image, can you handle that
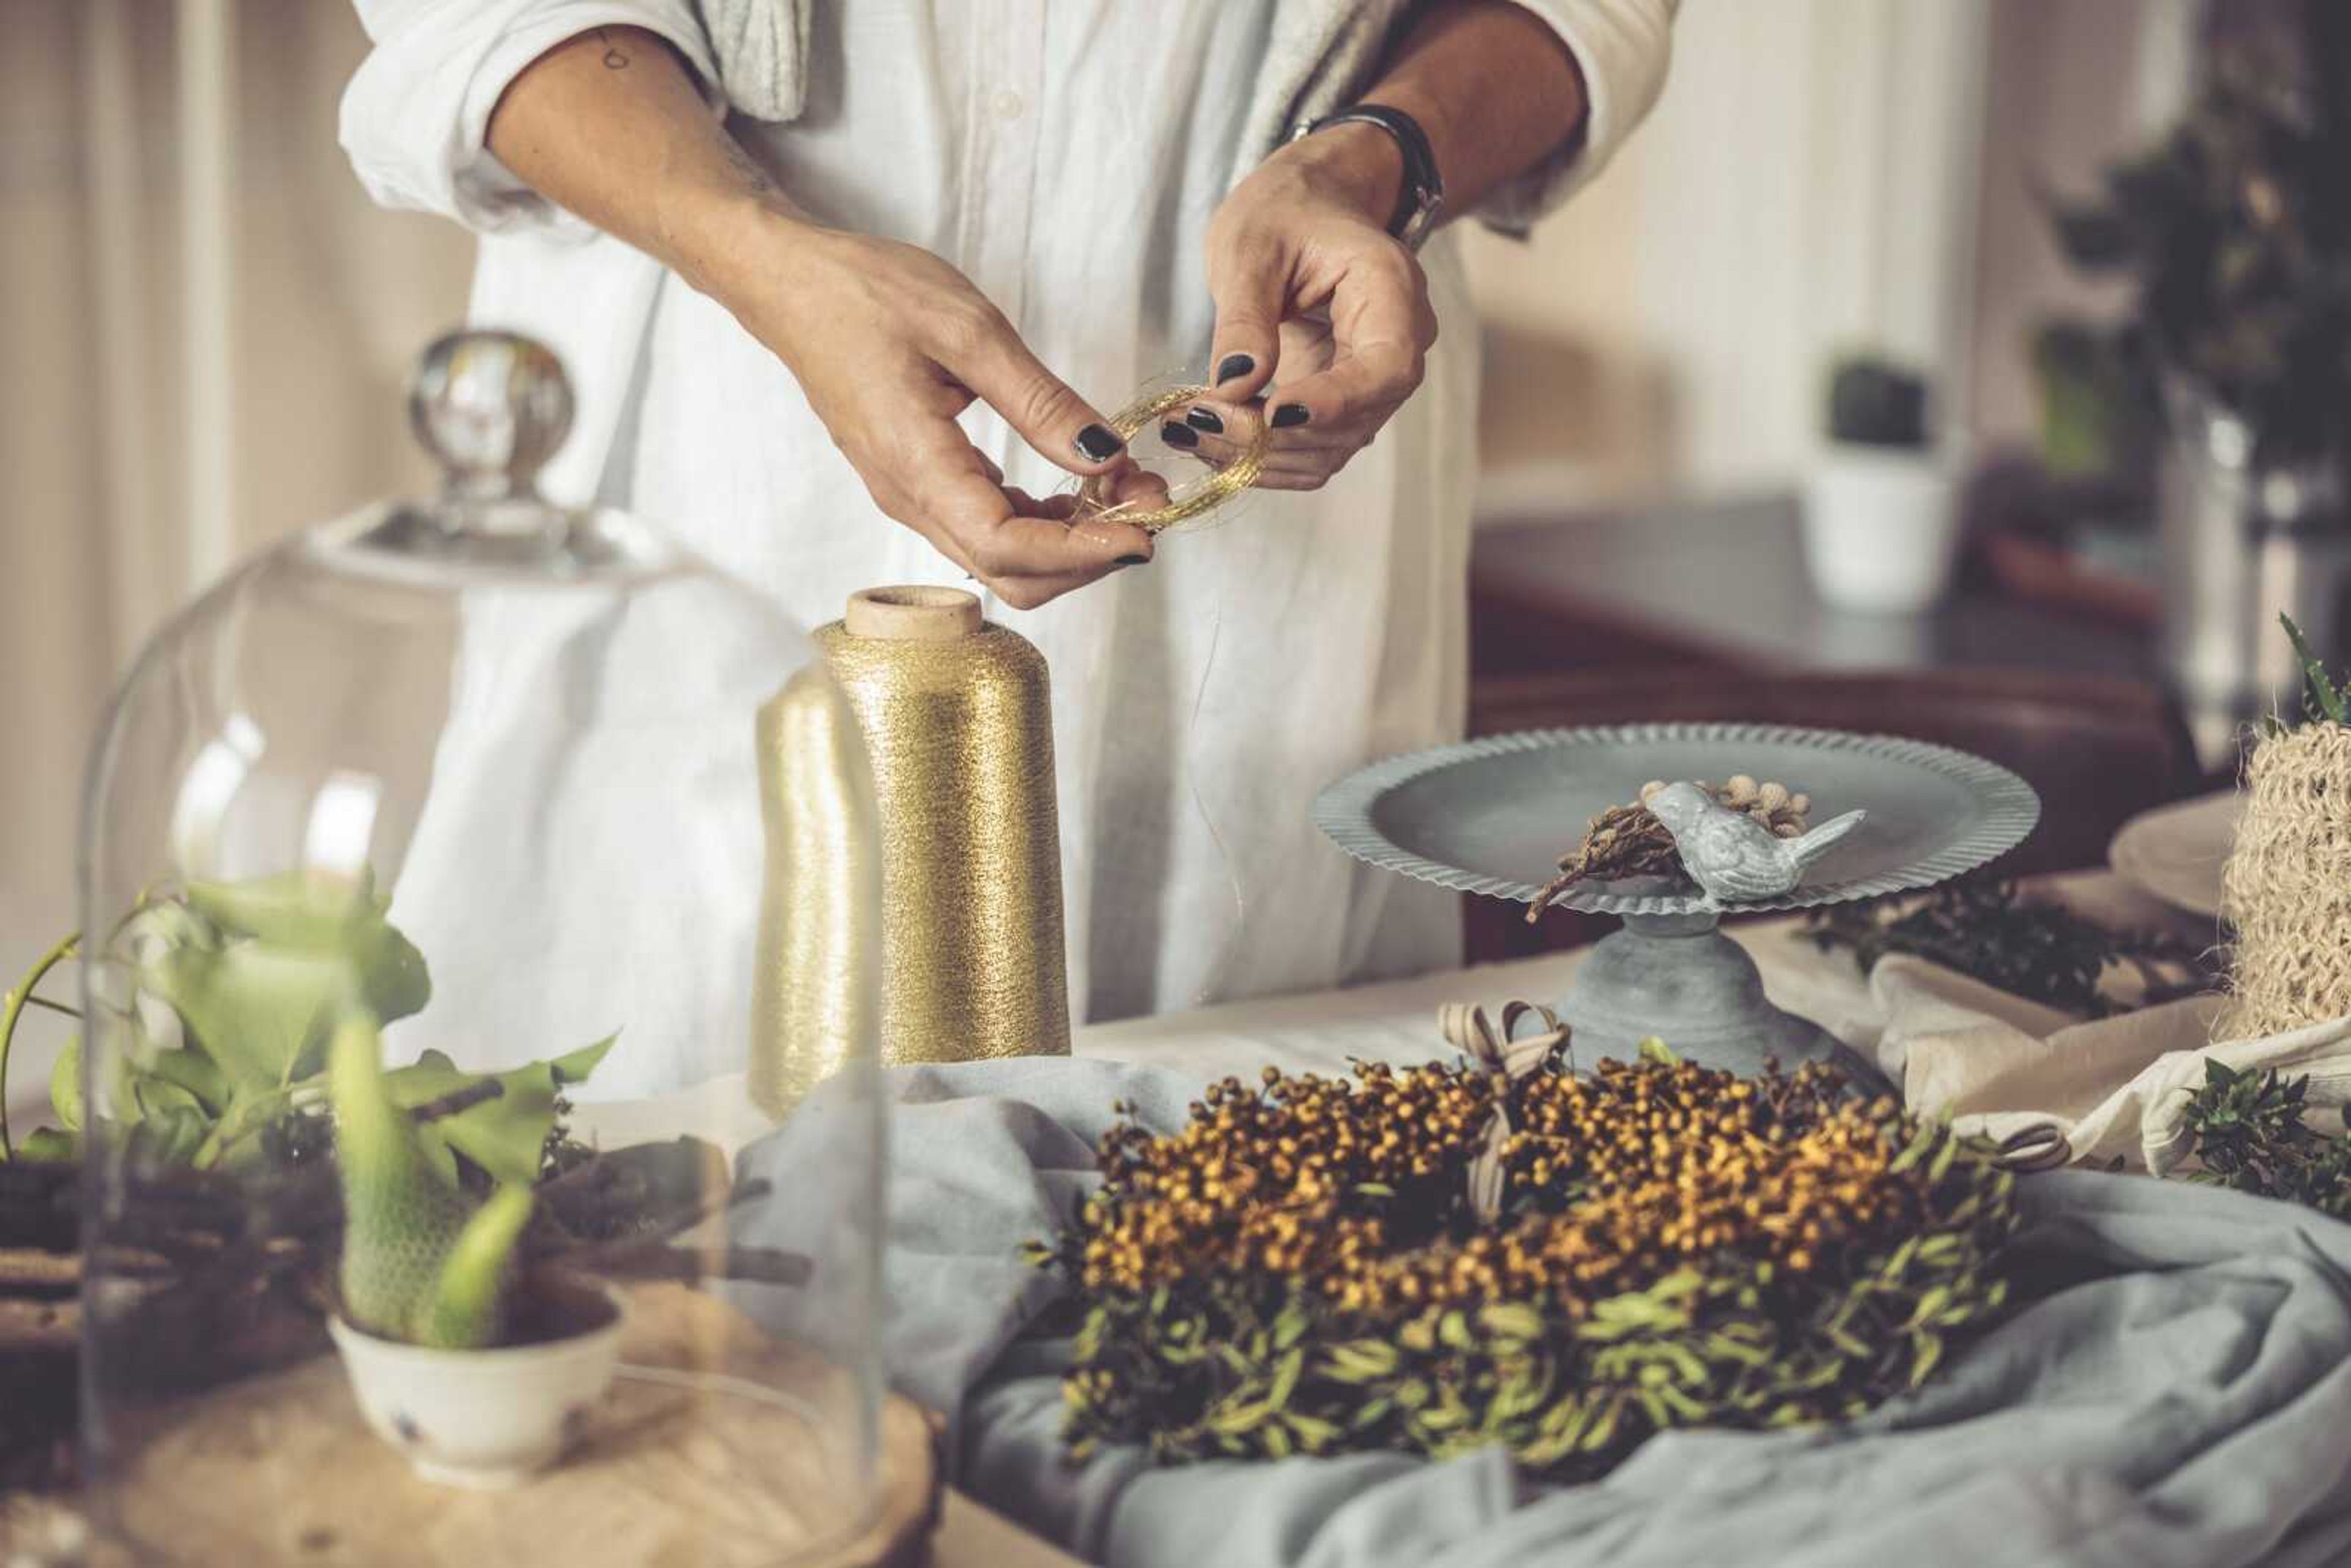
[408,328,575,503]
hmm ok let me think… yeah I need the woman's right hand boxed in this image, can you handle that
[700,210,1161,607]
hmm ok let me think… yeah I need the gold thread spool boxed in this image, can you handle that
[1074,383,1270,533]
[774,587,1070,1090]
[749,663,883,1117]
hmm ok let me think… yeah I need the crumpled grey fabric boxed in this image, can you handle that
[694,0,811,122]
[730,1058,2351,1568]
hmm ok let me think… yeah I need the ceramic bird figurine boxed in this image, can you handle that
[1646,781,1867,905]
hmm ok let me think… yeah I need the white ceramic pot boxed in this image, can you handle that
[1801,445,1963,613]
[328,1286,627,1490]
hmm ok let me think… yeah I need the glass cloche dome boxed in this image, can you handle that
[76,331,886,1562]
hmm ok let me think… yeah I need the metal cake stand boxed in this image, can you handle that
[1314,723,2041,1083]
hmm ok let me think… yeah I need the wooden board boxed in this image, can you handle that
[99,1284,938,1567]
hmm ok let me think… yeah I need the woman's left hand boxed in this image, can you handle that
[1178,124,1439,492]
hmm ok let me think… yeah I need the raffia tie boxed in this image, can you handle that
[1438,1000,1573,1223]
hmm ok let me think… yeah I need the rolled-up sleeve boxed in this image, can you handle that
[340,0,722,236]
[1478,0,1678,234]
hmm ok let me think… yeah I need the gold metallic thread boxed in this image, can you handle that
[750,666,883,1117]
[1074,383,1270,533]
[759,590,1070,1095]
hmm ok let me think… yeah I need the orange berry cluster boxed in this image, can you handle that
[1081,1052,1930,1319]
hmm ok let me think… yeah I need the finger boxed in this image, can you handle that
[1190,421,1365,460]
[1258,257,1428,432]
[1171,416,1361,479]
[1102,465,1173,511]
[1246,444,1381,492]
[1249,463,1344,492]
[1002,486,1077,519]
[1203,230,1289,402]
[1171,395,1365,449]
[925,462,1154,601]
[941,311,1131,479]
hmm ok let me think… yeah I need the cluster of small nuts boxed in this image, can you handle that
[1078,1052,1933,1321]
[1640,775,1813,838]
[1531,774,1820,917]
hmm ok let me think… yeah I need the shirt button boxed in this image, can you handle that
[992,89,1026,121]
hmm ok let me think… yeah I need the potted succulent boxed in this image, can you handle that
[0,869,760,1489]
[1802,355,1963,612]
[323,1009,624,1489]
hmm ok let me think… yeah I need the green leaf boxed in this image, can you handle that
[49,1036,81,1133]
[134,1103,210,1165]
[148,944,350,1091]
[144,1046,229,1112]
[382,1035,615,1187]
[2282,613,2349,727]
[548,1032,617,1086]
[1285,1413,1341,1450]
[132,1072,206,1125]
[18,1127,75,1162]
[184,868,388,944]
[1479,1303,1545,1342]
[182,869,430,1026]
[422,1184,534,1350]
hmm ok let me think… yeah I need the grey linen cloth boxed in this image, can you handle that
[729,1058,2351,1568]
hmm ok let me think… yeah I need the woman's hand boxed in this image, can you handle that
[700,211,1163,607]
[1174,126,1439,492]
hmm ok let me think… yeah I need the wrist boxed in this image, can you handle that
[1281,121,1406,231]
[666,189,817,305]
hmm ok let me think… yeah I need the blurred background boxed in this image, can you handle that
[1,1,2332,984]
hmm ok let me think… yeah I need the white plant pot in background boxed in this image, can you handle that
[329,1286,627,1489]
[1801,446,1963,613]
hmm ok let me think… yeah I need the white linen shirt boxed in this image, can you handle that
[343,1,1674,1090]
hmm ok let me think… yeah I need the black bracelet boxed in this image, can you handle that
[1289,104,1447,250]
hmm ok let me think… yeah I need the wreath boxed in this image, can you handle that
[1035,1007,2019,1479]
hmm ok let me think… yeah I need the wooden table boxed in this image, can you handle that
[13,872,2202,1568]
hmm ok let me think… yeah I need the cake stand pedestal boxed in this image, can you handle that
[1314,722,2042,1082]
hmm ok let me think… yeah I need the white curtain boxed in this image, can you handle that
[0,0,471,1127]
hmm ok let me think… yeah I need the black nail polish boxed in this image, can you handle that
[1271,403,1310,429]
[1215,353,1255,384]
[1160,420,1199,449]
[1185,407,1224,434]
[1116,553,1150,566]
[1074,423,1125,461]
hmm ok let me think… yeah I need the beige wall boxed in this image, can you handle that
[1464,0,1994,504]
[1464,0,2184,506]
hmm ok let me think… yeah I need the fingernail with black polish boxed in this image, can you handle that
[1116,553,1150,566]
[1185,407,1224,433]
[1160,420,1199,449]
[1271,402,1311,429]
[1215,353,1255,385]
[1074,423,1125,462]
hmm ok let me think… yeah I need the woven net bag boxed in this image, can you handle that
[2218,721,2351,1039]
